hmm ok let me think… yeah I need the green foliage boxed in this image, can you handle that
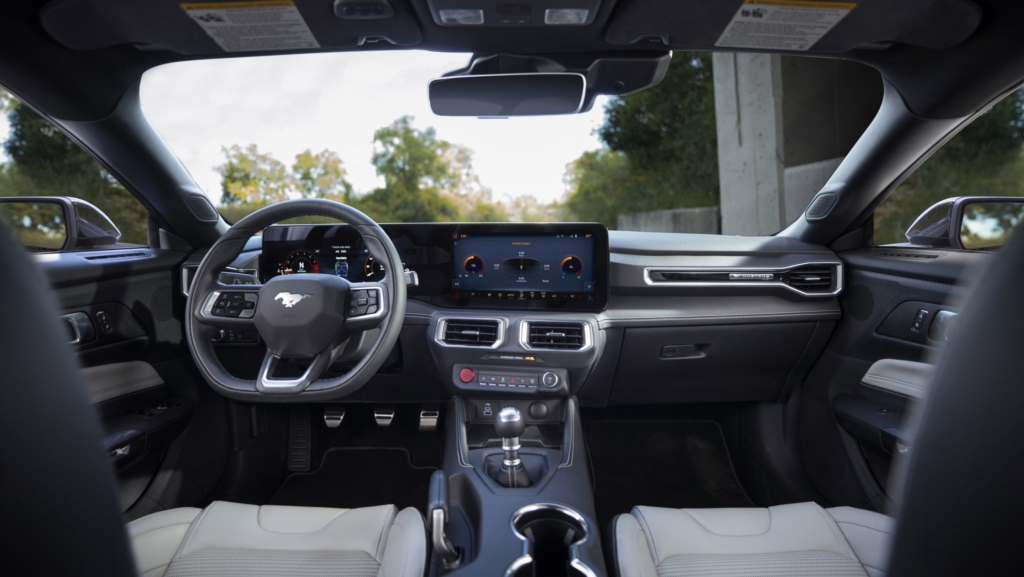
[564,53,720,228]
[875,91,1024,244]
[0,98,149,245]
[216,116,508,224]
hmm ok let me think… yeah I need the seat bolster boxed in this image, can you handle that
[127,508,201,577]
[613,513,659,577]
[377,507,427,577]
[828,507,895,577]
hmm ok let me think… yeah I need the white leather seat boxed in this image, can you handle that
[127,501,426,577]
[614,502,894,577]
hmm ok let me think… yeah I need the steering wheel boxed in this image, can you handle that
[185,199,406,401]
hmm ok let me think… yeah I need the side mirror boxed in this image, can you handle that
[904,196,1024,250]
[0,196,121,252]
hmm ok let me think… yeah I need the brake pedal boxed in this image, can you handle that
[374,404,395,427]
[287,406,311,472]
[324,407,345,429]
[419,405,440,431]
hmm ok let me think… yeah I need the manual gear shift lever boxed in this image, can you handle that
[494,407,532,488]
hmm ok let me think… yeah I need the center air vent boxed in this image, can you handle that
[524,322,588,351]
[787,266,834,292]
[439,318,502,348]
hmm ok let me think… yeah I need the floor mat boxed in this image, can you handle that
[585,420,754,530]
[269,447,436,514]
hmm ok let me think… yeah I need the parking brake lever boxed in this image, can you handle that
[428,470,461,569]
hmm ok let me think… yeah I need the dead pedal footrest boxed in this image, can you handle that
[287,405,312,472]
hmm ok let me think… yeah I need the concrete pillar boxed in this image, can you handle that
[713,53,882,235]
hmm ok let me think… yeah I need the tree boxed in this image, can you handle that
[293,149,352,199]
[874,91,1024,244]
[562,52,720,228]
[1,97,149,245]
[217,144,292,205]
[356,116,461,223]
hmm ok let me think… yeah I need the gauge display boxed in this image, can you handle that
[363,255,385,279]
[463,255,485,274]
[278,250,319,275]
[560,255,583,276]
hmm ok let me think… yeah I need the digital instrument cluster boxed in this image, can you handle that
[261,225,386,283]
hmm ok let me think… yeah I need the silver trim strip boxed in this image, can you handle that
[181,265,197,297]
[518,320,594,352]
[435,317,506,349]
[642,261,843,297]
[259,353,322,389]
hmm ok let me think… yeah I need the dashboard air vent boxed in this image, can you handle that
[788,266,834,292]
[874,251,941,259]
[442,319,500,347]
[527,322,586,350]
[82,252,149,261]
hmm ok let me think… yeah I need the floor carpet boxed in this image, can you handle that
[269,447,437,514]
[584,420,754,531]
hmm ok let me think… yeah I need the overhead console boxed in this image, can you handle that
[260,222,609,312]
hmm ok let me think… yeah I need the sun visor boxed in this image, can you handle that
[40,0,423,54]
[605,0,981,52]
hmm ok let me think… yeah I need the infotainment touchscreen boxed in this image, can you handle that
[451,233,597,303]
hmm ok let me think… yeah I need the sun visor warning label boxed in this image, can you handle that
[181,1,320,53]
[715,0,856,51]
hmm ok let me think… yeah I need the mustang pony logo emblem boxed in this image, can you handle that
[275,292,313,307]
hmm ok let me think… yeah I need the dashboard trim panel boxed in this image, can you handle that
[642,261,844,297]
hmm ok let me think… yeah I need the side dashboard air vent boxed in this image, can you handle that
[525,322,587,350]
[82,252,149,261]
[441,319,501,347]
[787,265,834,292]
[874,251,942,259]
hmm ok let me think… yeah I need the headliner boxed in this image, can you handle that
[1,0,1024,123]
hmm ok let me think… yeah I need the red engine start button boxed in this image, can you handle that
[459,368,475,383]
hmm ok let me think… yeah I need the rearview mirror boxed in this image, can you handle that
[0,196,121,252]
[429,73,586,117]
[904,196,1024,250]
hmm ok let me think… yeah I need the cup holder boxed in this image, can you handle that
[507,504,597,577]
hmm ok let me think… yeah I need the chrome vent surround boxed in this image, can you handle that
[436,318,504,348]
[644,262,842,297]
[520,321,593,352]
[787,265,834,293]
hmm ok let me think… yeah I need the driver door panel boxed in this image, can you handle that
[35,247,219,514]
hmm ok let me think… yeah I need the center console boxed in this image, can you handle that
[261,222,610,575]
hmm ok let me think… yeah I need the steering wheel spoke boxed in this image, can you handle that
[194,286,262,329]
[256,348,333,393]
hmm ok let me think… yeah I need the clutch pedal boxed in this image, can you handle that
[324,407,345,429]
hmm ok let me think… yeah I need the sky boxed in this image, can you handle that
[138,50,610,206]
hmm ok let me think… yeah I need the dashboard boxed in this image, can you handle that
[260,223,610,311]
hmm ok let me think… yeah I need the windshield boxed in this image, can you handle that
[140,50,880,234]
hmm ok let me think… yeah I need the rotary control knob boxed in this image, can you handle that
[541,372,559,388]
[211,329,226,343]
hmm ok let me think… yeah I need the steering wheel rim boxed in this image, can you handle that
[185,198,406,401]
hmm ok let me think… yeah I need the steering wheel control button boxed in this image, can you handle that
[459,368,476,383]
[210,292,258,318]
[541,372,559,388]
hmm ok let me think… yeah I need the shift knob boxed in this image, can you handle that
[495,407,526,439]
